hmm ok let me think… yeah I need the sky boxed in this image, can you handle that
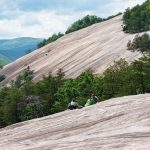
[0,0,146,39]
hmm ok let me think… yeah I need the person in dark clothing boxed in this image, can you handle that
[68,100,79,110]
[91,94,99,104]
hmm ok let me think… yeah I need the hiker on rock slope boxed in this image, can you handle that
[84,94,99,107]
[68,99,79,110]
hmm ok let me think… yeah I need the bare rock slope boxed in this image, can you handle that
[0,15,141,85]
[0,94,150,150]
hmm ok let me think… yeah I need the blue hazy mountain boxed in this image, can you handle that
[0,37,43,62]
[0,53,10,66]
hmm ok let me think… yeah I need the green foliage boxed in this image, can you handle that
[131,56,150,94]
[103,59,135,99]
[65,13,122,34]
[17,96,44,121]
[11,66,34,89]
[33,70,66,115]
[0,88,24,127]
[103,57,150,99]
[65,15,103,34]
[123,0,150,33]
[54,70,103,111]
[127,33,150,55]
[37,32,64,48]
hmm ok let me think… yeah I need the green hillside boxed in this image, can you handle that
[0,37,43,61]
[0,53,10,67]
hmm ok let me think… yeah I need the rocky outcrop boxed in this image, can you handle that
[0,15,142,86]
[0,94,150,150]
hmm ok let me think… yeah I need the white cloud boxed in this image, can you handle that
[111,0,145,14]
[93,0,146,17]
[0,0,146,39]
[0,10,89,39]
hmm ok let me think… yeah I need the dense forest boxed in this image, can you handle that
[123,0,150,33]
[0,33,149,128]
[37,13,122,48]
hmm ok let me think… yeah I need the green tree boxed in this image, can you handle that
[103,59,135,99]
[0,88,24,126]
[11,66,34,89]
[33,69,65,114]
[123,0,150,33]
[132,56,150,94]
[127,33,150,56]
[54,70,103,111]
[65,15,103,34]
[17,96,44,121]
[127,33,150,93]
[37,32,64,48]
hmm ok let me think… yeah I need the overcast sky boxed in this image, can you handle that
[0,0,146,39]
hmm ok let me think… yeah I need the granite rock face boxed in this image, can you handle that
[0,15,143,86]
[0,94,150,150]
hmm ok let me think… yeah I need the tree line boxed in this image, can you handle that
[37,32,64,48]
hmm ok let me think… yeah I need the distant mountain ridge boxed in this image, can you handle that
[0,54,10,66]
[0,37,43,61]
